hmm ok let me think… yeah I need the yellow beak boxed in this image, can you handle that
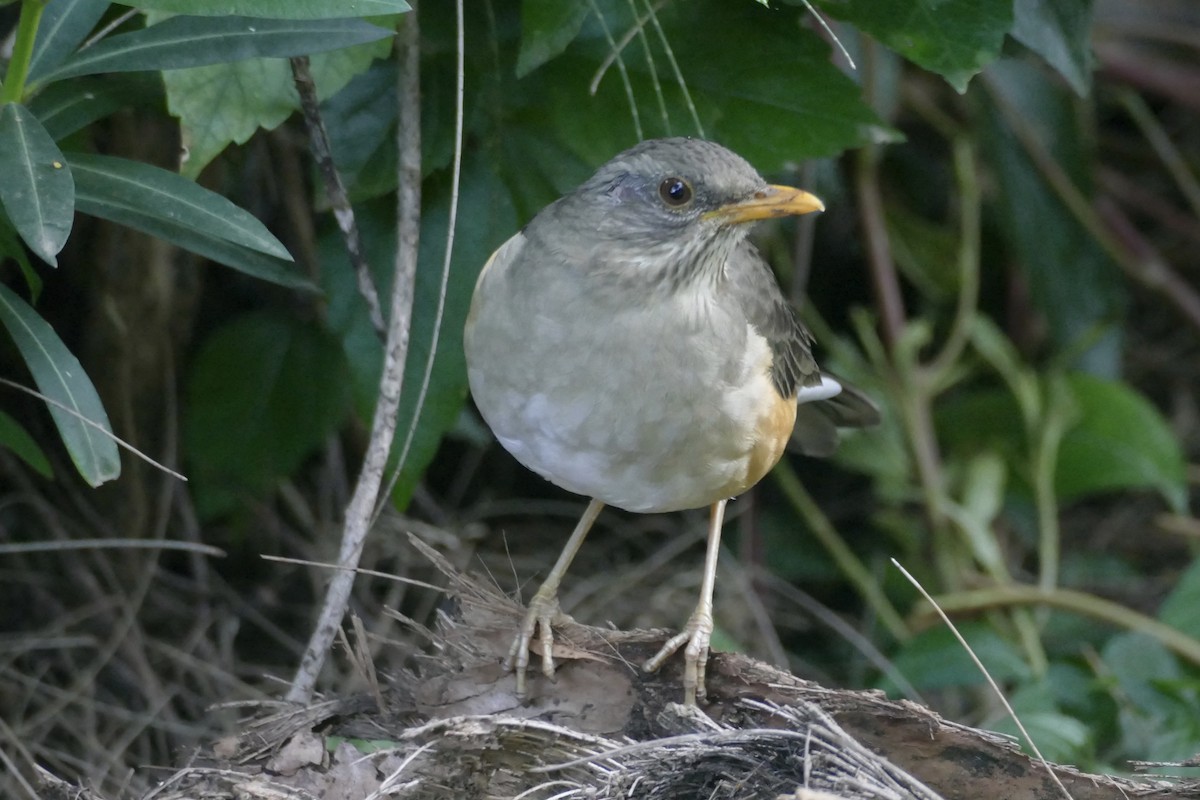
[704,184,825,225]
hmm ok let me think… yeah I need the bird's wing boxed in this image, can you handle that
[726,240,821,399]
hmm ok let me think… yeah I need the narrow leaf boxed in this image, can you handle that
[43,15,393,82]
[27,0,112,83]
[111,0,409,18]
[67,152,292,259]
[0,103,74,266]
[29,75,159,140]
[0,408,54,478]
[0,284,120,486]
[72,167,313,289]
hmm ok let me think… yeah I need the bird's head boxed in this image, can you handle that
[551,138,824,287]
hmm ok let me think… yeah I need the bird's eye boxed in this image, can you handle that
[658,177,693,208]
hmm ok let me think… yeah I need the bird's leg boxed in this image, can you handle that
[643,498,727,704]
[505,497,605,697]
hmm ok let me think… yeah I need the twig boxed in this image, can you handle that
[290,55,386,341]
[377,0,466,517]
[893,560,1075,800]
[0,376,186,481]
[287,8,420,704]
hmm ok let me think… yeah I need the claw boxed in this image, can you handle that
[504,588,561,697]
[643,609,714,704]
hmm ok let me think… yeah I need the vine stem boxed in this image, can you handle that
[0,0,47,104]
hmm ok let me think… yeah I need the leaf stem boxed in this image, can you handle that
[1,0,48,105]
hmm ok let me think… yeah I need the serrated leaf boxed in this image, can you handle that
[184,312,351,511]
[66,152,291,259]
[1011,0,1094,96]
[516,0,590,77]
[0,103,74,266]
[1056,372,1187,511]
[27,0,112,83]
[0,408,54,478]
[0,284,119,486]
[543,1,884,171]
[818,0,1013,92]
[42,15,393,82]
[111,0,409,17]
[162,33,391,177]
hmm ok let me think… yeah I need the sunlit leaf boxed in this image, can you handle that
[0,284,119,486]
[0,103,74,266]
[43,15,392,81]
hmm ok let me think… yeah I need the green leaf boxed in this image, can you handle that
[1056,373,1187,511]
[0,408,54,478]
[818,0,1013,92]
[184,312,352,512]
[0,211,41,300]
[1102,632,1182,720]
[977,58,1124,375]
[879,622,1032,694]
[42,15,393,82]
[540,1,884,171]
[320,154,517,509]
[0,284,120,486]
[162,32,391,177]
[516,0,590,77]
[1160,558,1200,641]
[111,0,409,17]
[0,103,74,266]
[66,152,292,259]
[1010,0,1094,96]
[27,0,111,83]
[28,75,159,140]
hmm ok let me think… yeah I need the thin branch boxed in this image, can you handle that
[0,376,187,481]
[377,0,466,516]
[290,55,386,341]
[586,0,643,140]
[287,8,421,704]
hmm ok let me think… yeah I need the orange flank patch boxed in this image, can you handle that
[721,385,797,498]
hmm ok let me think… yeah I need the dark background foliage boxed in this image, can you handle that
[1,0,1198,794]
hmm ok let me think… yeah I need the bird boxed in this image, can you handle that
[463,137,878,705]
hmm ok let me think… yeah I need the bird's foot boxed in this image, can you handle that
[503,586,562,698]
[643,608,714,705]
